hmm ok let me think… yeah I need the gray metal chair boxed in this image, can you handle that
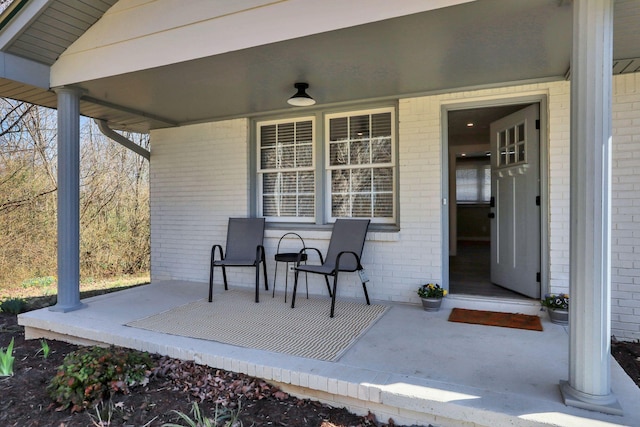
[209,218,268,303]
[291,219,370,317]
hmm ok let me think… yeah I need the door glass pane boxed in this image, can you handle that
[518,143,525,163]
[517,123,525,142]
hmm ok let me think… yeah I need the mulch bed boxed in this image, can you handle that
[0,312,402,427]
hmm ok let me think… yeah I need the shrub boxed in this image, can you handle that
[0,298,27,314]
[47,346,153,412]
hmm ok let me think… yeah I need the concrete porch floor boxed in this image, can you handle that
[18,280,640,427]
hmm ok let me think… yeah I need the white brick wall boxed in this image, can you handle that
[150,119,251,283]
[148,78,640,340]
[612,73,640,340]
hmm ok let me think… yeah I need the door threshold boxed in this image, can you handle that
[445,294,541,316]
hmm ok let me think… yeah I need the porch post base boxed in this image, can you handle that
[559,380,622,416]
[49,302,86,313]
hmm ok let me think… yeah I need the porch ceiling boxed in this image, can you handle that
[0,0,639,133]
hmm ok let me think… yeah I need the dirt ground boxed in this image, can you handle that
[1,309,639,427]
[0,311,406,427]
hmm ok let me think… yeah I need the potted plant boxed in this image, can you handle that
[417,283,447,311]
[541,293,569,325]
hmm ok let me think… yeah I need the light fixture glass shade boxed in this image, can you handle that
[287,82,316,106]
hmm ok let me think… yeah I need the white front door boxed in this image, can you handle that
[489,104,540,298]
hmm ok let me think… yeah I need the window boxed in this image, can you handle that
[326,108,395,222]
[497,121,526,167]
[256,107,396,224]
[257,118,315,221]
[455,157,491,204]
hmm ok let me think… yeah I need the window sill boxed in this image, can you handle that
[265,223,400,242]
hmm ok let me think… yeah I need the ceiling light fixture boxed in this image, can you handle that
[287,82,316,107]
[466,122,474,127]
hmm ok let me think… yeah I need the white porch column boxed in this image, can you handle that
[560,0,621,415]
[50,87,85,313]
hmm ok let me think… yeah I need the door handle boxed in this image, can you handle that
[488,212,495,219]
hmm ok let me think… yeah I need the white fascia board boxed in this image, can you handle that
[51,0,474,87]
[0,0,51,49]
[0,52,49,89]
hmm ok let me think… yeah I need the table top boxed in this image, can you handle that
[274,252,308,262]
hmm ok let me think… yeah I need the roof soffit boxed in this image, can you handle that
[50,0,474,87]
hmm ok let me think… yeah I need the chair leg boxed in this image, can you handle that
[305,272,309,299]
[330,273,339,318]
[208,264,214,302]
[362,280,371,305]
[272,262,278,298]
[324,276,332,298]
[255,264,260,303]
[222,266,229,290]
[284,263,289,303]
[262,256,269,291]
[291,269,300,308]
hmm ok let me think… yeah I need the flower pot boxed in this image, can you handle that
[421,297,442,312]
[548,308,568,325]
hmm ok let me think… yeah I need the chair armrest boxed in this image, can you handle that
[211,244,224,263]
[335,250,362,272]
[298,247,325,266]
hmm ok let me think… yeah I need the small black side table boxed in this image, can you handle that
[273,233,308,302]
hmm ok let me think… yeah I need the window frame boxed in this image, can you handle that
[324,107,397,224]
[256,116,316,223]
[254,105,398,227]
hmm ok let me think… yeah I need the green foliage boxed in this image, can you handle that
[163,402,243,427]
[0,337,15,376]
[417,283,447,299]
[0,298,27,314]
[38,339,50,359]
[47,346,153,412]
[21,276,56,288]
[541,293,569,310]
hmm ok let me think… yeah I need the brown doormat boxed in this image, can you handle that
[448,308,543,331]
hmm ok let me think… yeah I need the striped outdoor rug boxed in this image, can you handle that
[126,289,388,361]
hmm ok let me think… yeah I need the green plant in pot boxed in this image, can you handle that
[541,293,569,325]
[417,283,447,311]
